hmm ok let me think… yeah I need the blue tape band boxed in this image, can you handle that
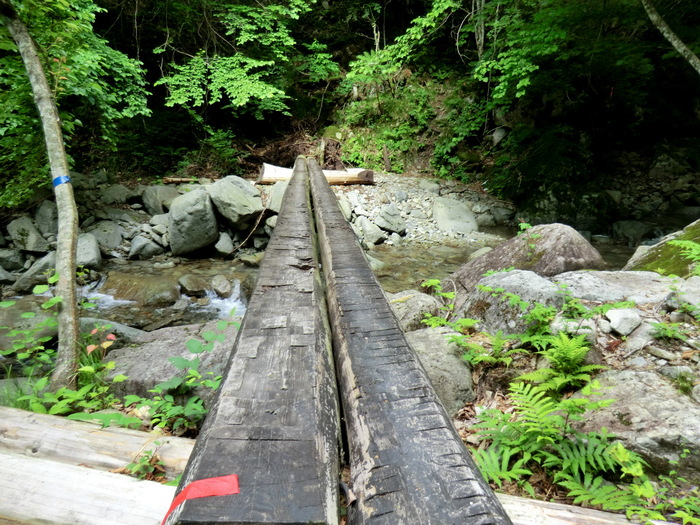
[52,175,71,188]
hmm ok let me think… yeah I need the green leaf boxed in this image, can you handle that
[112,374,128,383]
[32,285,50,294]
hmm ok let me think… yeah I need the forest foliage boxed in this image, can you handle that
[2,0,700,210]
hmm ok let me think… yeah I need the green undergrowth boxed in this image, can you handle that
[421,275,700,524]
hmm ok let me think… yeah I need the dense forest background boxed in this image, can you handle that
[2,0,700,225]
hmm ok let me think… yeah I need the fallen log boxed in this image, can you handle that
[258,162,374,185]
[0,450,176,525]
[0,406,194,480]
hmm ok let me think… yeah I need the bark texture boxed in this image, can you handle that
[641,0,700,76]
[1,1,80,389]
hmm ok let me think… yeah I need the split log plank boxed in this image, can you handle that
[0,405,194,480]
[166,156,340,525]
[308,157,512,525]
[0,450,176,525]
[258,162,374,185]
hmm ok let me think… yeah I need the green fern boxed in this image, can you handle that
[669,240,700,276]
[557,472,644,511]
[473,447,533,488]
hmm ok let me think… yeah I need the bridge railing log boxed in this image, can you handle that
[165,157,341,525]
[307,157,513,524]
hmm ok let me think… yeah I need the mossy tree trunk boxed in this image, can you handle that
[0,0,80,390]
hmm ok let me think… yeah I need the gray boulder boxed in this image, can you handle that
[554,271,674,305]
[266,181,288,214]
[101,271,181,307]
[178,274,209,297]
[101,184,135,205]
[214,232,235,257]
[7,216,50,253]
[605,308,642,336]
[386,289,442,332]
[575,370,700,477]
[264,216,277,237]
[107,320,240,406]
[406,326,474,415]
[12,252,56,293]
[375,203,406,235]
[0,266,13,284]
[211,275,234,298]
[0,249,24,271]
[128,235,165,260]
[76,233,102,269]
[34,200,58,236]
[444,223,605,313]
[168,189,219,256]
[433,197,478,234]
[142,186,180,215]
[86,221,125,253]
[461,270,564,334]
[354,216,385,245]
[207,176,264,229]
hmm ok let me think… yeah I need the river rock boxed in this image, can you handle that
[266,181,288,214]
[445,223,605,313]
[433,197,478,233]
[207,176,264,229]
[7,216,50,253]
[178,274,209,297]
[554,271,674,304]
[101,184,135,205]
[86,220,125,253]
[128,235,165,260]
[612,220,654,247]
[76,233,102,269]
[354,216,385,245]
[211,275,233,298]
[0,266,13,284]
[34,200,58,236]
[264,216,277,237]
[575,370,700,477]
[0,248,24,271]
[168,189,219,256]
[101,271,181,307]
[214,232,235,257]
[461,269,564,334]
[375,203,406,235]
[405,326,474,415]
[11,252,56,293]
[605,308,642,336]
[386,289,442,332]
[142,186,180,215]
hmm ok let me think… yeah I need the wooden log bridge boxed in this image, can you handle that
[165,157,511,525]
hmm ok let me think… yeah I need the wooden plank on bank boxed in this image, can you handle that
[0,406,194,481]
[165,156,340,525]
[307,157,512,524]
[0,450,176,525]
[258,162,374,185]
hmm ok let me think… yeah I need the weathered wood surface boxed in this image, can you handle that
[166,157,341,525]
[0,449,175,525]
[307,157,512,524]
[258,162,374,185]
[0,406,193,480]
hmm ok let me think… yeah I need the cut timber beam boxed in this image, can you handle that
[308,157,512,524]
[166,156,341,525]
[0,450,176,525]
[0,406,193,481]
[258,162,374,185]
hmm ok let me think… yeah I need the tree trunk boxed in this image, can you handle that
[0,1,80,390]
[641,0,700,77]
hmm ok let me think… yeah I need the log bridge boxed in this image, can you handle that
[164,156,511,525]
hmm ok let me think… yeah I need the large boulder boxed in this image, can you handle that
[128,235,165,260]
[85,220,125,253]
[101,271,181,307]
[107,320,240,407]
[405,326,475,416]
[265,181,288,214]
[6,216,50,253]
[142,186,180,215]
[76,233,102,270]
[432,197,478,233]
[375,203,406,235]
[461,270,564,334]
[168,189,219,256]
[553,271,675,305]
[575,370,700,477]
[0,249,24,271]
[386,289,442,332]
[207,176,264,230]
[12,252,56,293]
[34,200,58,236]
[443,223,605,313]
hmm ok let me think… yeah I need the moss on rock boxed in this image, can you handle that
[627,219,700,277]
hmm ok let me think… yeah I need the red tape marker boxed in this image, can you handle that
[161,474,240,525]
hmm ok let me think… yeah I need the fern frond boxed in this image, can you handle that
[474,446,533,488]
[557,473,643,511]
